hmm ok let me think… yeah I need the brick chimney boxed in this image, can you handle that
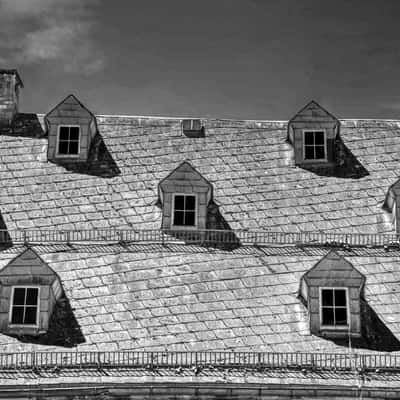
[0,69,23,130]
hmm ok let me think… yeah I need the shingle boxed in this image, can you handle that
[1,117,400,360]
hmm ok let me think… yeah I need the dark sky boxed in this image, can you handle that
[1,0,400,119]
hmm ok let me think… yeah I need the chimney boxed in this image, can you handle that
[0,69,23,130]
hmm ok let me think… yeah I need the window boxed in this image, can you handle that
[173,194,196,226]
[320,288,348,327]
[57,126,80,156]
[10,287,39,326]
[303,130,326,160]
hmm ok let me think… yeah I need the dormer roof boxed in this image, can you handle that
[45,94,95,120]
[158,160,213,203]
[0,247,58,284]
[302,250,365,289]
[289,100,339,125]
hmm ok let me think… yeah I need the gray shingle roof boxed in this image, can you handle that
[1,116,400,356]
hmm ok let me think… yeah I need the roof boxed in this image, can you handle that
[1,115,400,386]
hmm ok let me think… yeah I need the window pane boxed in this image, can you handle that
[174,210,185,225]
[24,307,37,324]
[59,126,70,140]
[185,195,196,211]
[304,132,314,145]
[69,127,80,140]
[13,288,26,305]
[335,289,347,307]
[58,141,69,154]
[174,195,185,210]
[322,290,333,306]
[314,132,325,145]
[304,146,315,160]
[11,306,24,324]
[315,146,325,159]
[185,211,196,226]
[335,308,348,325]
[69,141,79,155]
[26,288,38,305]
[322,307,334,325]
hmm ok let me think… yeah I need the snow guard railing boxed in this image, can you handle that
[0,229,400,248]
[0,351,400,372]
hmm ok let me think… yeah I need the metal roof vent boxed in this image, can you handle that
[182,119,205,138]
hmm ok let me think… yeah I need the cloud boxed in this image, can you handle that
[0,0,105,75]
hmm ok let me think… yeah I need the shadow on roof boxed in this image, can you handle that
[300,137,369,179]
[3,243,400,258]
[164,202,241,251]
[52,133,121,178]
[10,113,45,138]
[7,297,85,348]
[0,213,13,250]
[327,301,400,352]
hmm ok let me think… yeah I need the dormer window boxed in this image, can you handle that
[57,126,80,156]
[304,130,326,161]
[384,179,400,234]
[288,101,340,167]
[159,161,212,230]
[0,248,64,336]
[320,288,348,327]
[45,94,98,164]
[173,194,197,227]
[300,251,365,338]
[10,286,39,326]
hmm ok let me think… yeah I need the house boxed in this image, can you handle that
[1,69,400,398]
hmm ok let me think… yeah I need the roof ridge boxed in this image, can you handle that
[33,113,400,124]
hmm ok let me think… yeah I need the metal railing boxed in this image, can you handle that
[0,228,399,248]
[0,351,399,372]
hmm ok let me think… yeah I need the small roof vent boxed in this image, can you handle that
[182,119,204,138]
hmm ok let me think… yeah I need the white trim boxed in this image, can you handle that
[56,125,81,158]
[302,129,327,162]
[319,287,349,330]
[9,286,40,328]
[171,193,198,229]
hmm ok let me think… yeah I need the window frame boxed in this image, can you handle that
[302,129,327,162]
[56,125,81,157]
[171,193,198,229]
[9,286,40,328]
[319,287,349,329]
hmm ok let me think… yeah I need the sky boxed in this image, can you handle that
[1,0,400,120]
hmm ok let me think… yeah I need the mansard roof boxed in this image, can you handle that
[1,114,400,385]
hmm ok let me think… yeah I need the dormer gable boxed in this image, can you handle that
[384,179,400,234]
[158,161,212,230]
[0,248,63,336]
[300,251,365,338]
[288,101,340,166]
[45,94,98,164]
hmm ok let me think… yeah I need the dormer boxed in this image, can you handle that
[158,161,212,230]
[288,101,340,166]
[0,69,23,130]
[0,248,63,336]
[384,179,400,234]
[182,119,204,137]
[45,94,97,164]
[300,251,365,338]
